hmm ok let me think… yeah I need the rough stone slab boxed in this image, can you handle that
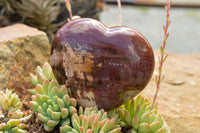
[0,24,45,42]
[141,51,200,133]
[0,24,50,94]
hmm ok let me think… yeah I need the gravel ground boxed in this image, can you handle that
[100,5,200,54]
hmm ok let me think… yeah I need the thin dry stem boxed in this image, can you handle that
[151,0,172,110]
[65,0,73,21]
[117,0,122,25]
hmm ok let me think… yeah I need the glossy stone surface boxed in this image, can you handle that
[50,18,155,110]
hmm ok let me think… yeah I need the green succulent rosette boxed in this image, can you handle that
[0,89,23,119]
[30,62,55,87]
[0,89,26,133]
[0,119,26,133]
[30,79,77,132]
[29,62,56,95]
[114,95,170,133]
[60,107,121,133]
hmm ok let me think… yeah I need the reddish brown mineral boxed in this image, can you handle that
[50,18,154,110]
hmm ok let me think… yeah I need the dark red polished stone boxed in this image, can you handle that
[50,18,155,110]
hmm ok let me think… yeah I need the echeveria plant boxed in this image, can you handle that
[0,89,26,133]
[0,89,23,119]
[60,107,121,133]
[30,79,77,131]
[116,95,170,133]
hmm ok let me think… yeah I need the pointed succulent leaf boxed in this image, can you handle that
[57,97,65,109]
[38,106,47,116]
[61,117,71,126]
[60,125,73,133]
[42,79,50,95]
[47,119,59,127]
[138,123,150,133]
[68,106,77,116]
[37,72,47,84]
[82,116,88,130]
[36,66,43,74]
[61,108,69,119]
[42,62,55,80]
[91,116,99,132]
[38,113,51,122]
[149,121,161,132]
[70,98,77,107]
[7,111,24,119]
[30,101,38,112]
[79,106,84,115]
[29,73,38,87]
[132,117,139,129]
[44,122,54,132]
[63,94,70,106]
[108,127,122,133]
[51,111,61,120]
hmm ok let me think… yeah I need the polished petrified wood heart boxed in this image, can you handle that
[50,18,155,110]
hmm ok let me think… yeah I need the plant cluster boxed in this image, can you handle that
[30,62,77,131]
[61,107,121,133]
[0,89,26,133]
[117,95,170,133]
[29,62,170,133]
[30,80,77,131]
[0,89,23,119]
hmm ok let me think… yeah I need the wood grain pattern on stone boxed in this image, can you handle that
[0,24,50,97]
[142,51,200,133]
[50,18,155,110]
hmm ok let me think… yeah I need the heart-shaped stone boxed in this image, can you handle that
[50,18,155,110]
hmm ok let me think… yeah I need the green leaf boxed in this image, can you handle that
[38,113,51,122]
[47,119,59,127]
[51,112,61,120]
[60,108,68,119]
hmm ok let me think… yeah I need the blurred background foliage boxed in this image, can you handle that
[0,0,104,42]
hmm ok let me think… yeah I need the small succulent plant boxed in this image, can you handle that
[30,62,55,87]
[115,95,170,133]
[30,79,77,132]
[0,89,23,119]
[0,89,26,133]
[0,119,26,133]
[60,107,121,133]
